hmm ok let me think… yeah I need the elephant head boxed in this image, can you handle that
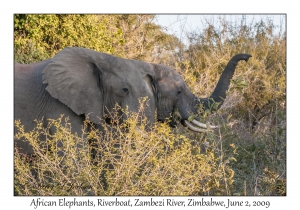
[42,47,155,126]
[146,54,252,132]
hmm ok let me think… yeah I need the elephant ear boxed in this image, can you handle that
[42,47,107,124]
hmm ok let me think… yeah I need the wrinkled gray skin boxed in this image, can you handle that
[14,47,251,154]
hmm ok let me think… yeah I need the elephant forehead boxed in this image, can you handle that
[157,65,184,81]
[111,68,144,85]
[111,60,141,75]
[161,75,183,87]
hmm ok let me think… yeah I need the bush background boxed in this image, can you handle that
[14,14,286,196]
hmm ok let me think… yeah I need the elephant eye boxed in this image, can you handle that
[177,90,182,95]
[123,87,129,93]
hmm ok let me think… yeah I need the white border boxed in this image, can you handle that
[2,1,298,209]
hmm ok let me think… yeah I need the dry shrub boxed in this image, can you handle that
[171,15,286,195]
[14,106,237,196]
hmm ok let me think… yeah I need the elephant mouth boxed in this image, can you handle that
[158,108,218,133]
[181,119,218,133]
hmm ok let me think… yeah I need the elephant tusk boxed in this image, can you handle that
[183,120,207,133]
[191,119,218,129]
[190,119,207,128]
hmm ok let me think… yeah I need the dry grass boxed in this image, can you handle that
[15,109,237,196]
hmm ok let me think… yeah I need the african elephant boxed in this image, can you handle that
[14,46,251,154]
[146,53,252,132]
[14,47,155,154]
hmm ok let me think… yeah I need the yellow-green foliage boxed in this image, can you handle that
[14,15,125,63]
[14,14,179,63]
[14,111,236,196]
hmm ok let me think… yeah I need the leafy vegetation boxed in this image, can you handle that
[14,15,286,196]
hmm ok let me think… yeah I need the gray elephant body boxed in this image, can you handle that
[15,60,85,153]
[14,47,155,154]
[14,47,251,154]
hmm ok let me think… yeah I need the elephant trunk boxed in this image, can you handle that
[201,53,252,109]
[182,53,251,133]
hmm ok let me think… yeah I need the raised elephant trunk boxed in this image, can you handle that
[183,53,252,132]
[203,53,252,109]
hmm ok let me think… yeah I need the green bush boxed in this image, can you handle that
[14,15,126,63]
[14,14,179,63]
